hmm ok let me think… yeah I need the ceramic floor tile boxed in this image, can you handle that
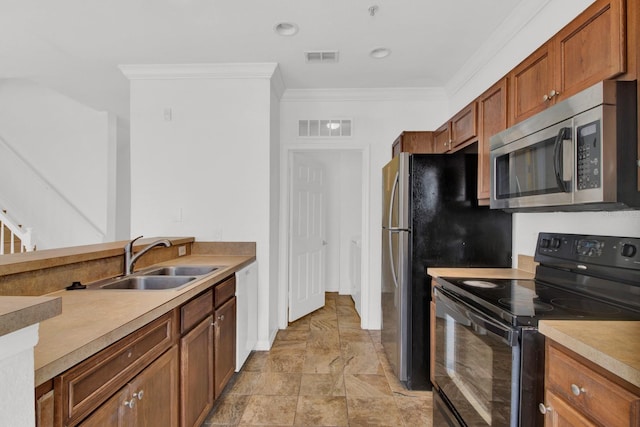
[346,397,405,426]
[309,318,339,331]
[239,395,298,425]
[344,374,393,397]
[395,394,434,426]
[204,394,249,425]
[253,372,302,396]
[294,396,349,426]
[299,373,345,396]
[227,371,262,395]
[264,350,306,373]
[301,349,343,374]
[201,292,433,426]
[241,351,269,372]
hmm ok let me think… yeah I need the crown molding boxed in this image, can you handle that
[281,87,447,103]
[118,63,279,80]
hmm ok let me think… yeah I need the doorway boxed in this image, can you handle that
[279,145,370,329]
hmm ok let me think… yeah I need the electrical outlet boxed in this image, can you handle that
[178,245,186,256]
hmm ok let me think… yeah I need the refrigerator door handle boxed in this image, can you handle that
[388,171,400,289]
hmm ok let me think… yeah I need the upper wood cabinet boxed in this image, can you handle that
[433,123,451,153]
[432,102,478,153]
[391,131,435,157]
[509,43,554,124]
[510,0,626,124]
[476,79,508,203]
[449,102,477,150]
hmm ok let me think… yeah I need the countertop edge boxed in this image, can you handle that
[538,320,640,389]
[33,254,255,386]
[0,296,62,337]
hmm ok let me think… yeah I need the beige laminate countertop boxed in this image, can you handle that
[0,295,62,336]
[34,254,254,386]
[539,320,640,389]
[427,267,535,280]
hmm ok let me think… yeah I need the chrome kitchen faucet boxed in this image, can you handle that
[124,235,172,275]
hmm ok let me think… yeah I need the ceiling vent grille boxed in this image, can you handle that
[304,51,339,63]
[298,119,352,137]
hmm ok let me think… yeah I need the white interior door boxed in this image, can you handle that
[289,154,327,321]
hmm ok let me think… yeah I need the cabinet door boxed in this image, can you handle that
[180,315,214,427]
[450,102,477,149]
[477,79,508,202]
[433,123,451,153]
[214,296,237,398]
[543,390,597,427]
[129,346,179,427]
[553,0,625,103]
[509,43,555,124]
[78,387,129,427]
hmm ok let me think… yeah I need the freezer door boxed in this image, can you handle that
[382,154,410,230]
[381,153,411,382]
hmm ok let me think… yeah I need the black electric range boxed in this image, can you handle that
[432,232,640,427]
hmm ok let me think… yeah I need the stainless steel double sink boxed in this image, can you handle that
[89,265,221,291]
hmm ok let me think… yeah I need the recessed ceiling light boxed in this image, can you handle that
[370,47,391,59]
[274,22,299,36]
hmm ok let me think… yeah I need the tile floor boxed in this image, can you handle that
[202,292,433,426]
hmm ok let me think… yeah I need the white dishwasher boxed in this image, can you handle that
[235,261,258,371]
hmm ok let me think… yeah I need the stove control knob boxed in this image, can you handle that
[540,238,550,249]
[551,238,561,249]
[621,243,637,258]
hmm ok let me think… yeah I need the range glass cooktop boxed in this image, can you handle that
[437,277,640,326]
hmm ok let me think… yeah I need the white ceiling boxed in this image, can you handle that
[1,0,526,118]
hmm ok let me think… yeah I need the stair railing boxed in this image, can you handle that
[0,209,34,254]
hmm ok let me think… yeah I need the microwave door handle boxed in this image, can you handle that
[553,127,572,192]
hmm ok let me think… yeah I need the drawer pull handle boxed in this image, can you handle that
[571,384,585,396]
[124,399,136,409]
[218,314,225,321]
[538,403,552,415]
[134,390,144,400]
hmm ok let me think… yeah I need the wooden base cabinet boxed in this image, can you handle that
[542,340,640,427]
[214,295,236,399]
[180,315,214,427]
[79,346,179,427]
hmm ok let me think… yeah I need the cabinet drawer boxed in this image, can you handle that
[181,290,213,333]
[214,276,235,308]
[547,344,640,427]
[57,311,177,425]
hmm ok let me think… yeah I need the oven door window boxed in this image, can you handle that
[434,289,520,427]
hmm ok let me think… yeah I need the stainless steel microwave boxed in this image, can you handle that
[490,80,639,211]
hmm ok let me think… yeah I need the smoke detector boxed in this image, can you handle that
[304,51,340,63]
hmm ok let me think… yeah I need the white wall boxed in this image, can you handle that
[514,211,640,259]
[125,64,281,349]
[0,79,120,249]
[280,88,448,329]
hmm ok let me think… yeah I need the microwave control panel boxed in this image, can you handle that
[576,120,601,190]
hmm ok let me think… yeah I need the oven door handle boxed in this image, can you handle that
[553,127,572,193]
[435,287,519,347]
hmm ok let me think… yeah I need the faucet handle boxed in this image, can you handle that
[126,235,144,250]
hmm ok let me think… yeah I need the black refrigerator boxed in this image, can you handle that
[381,153,512,390]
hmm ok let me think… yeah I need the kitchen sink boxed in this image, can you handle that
[98,275,197,290]
[141,265,219,276]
